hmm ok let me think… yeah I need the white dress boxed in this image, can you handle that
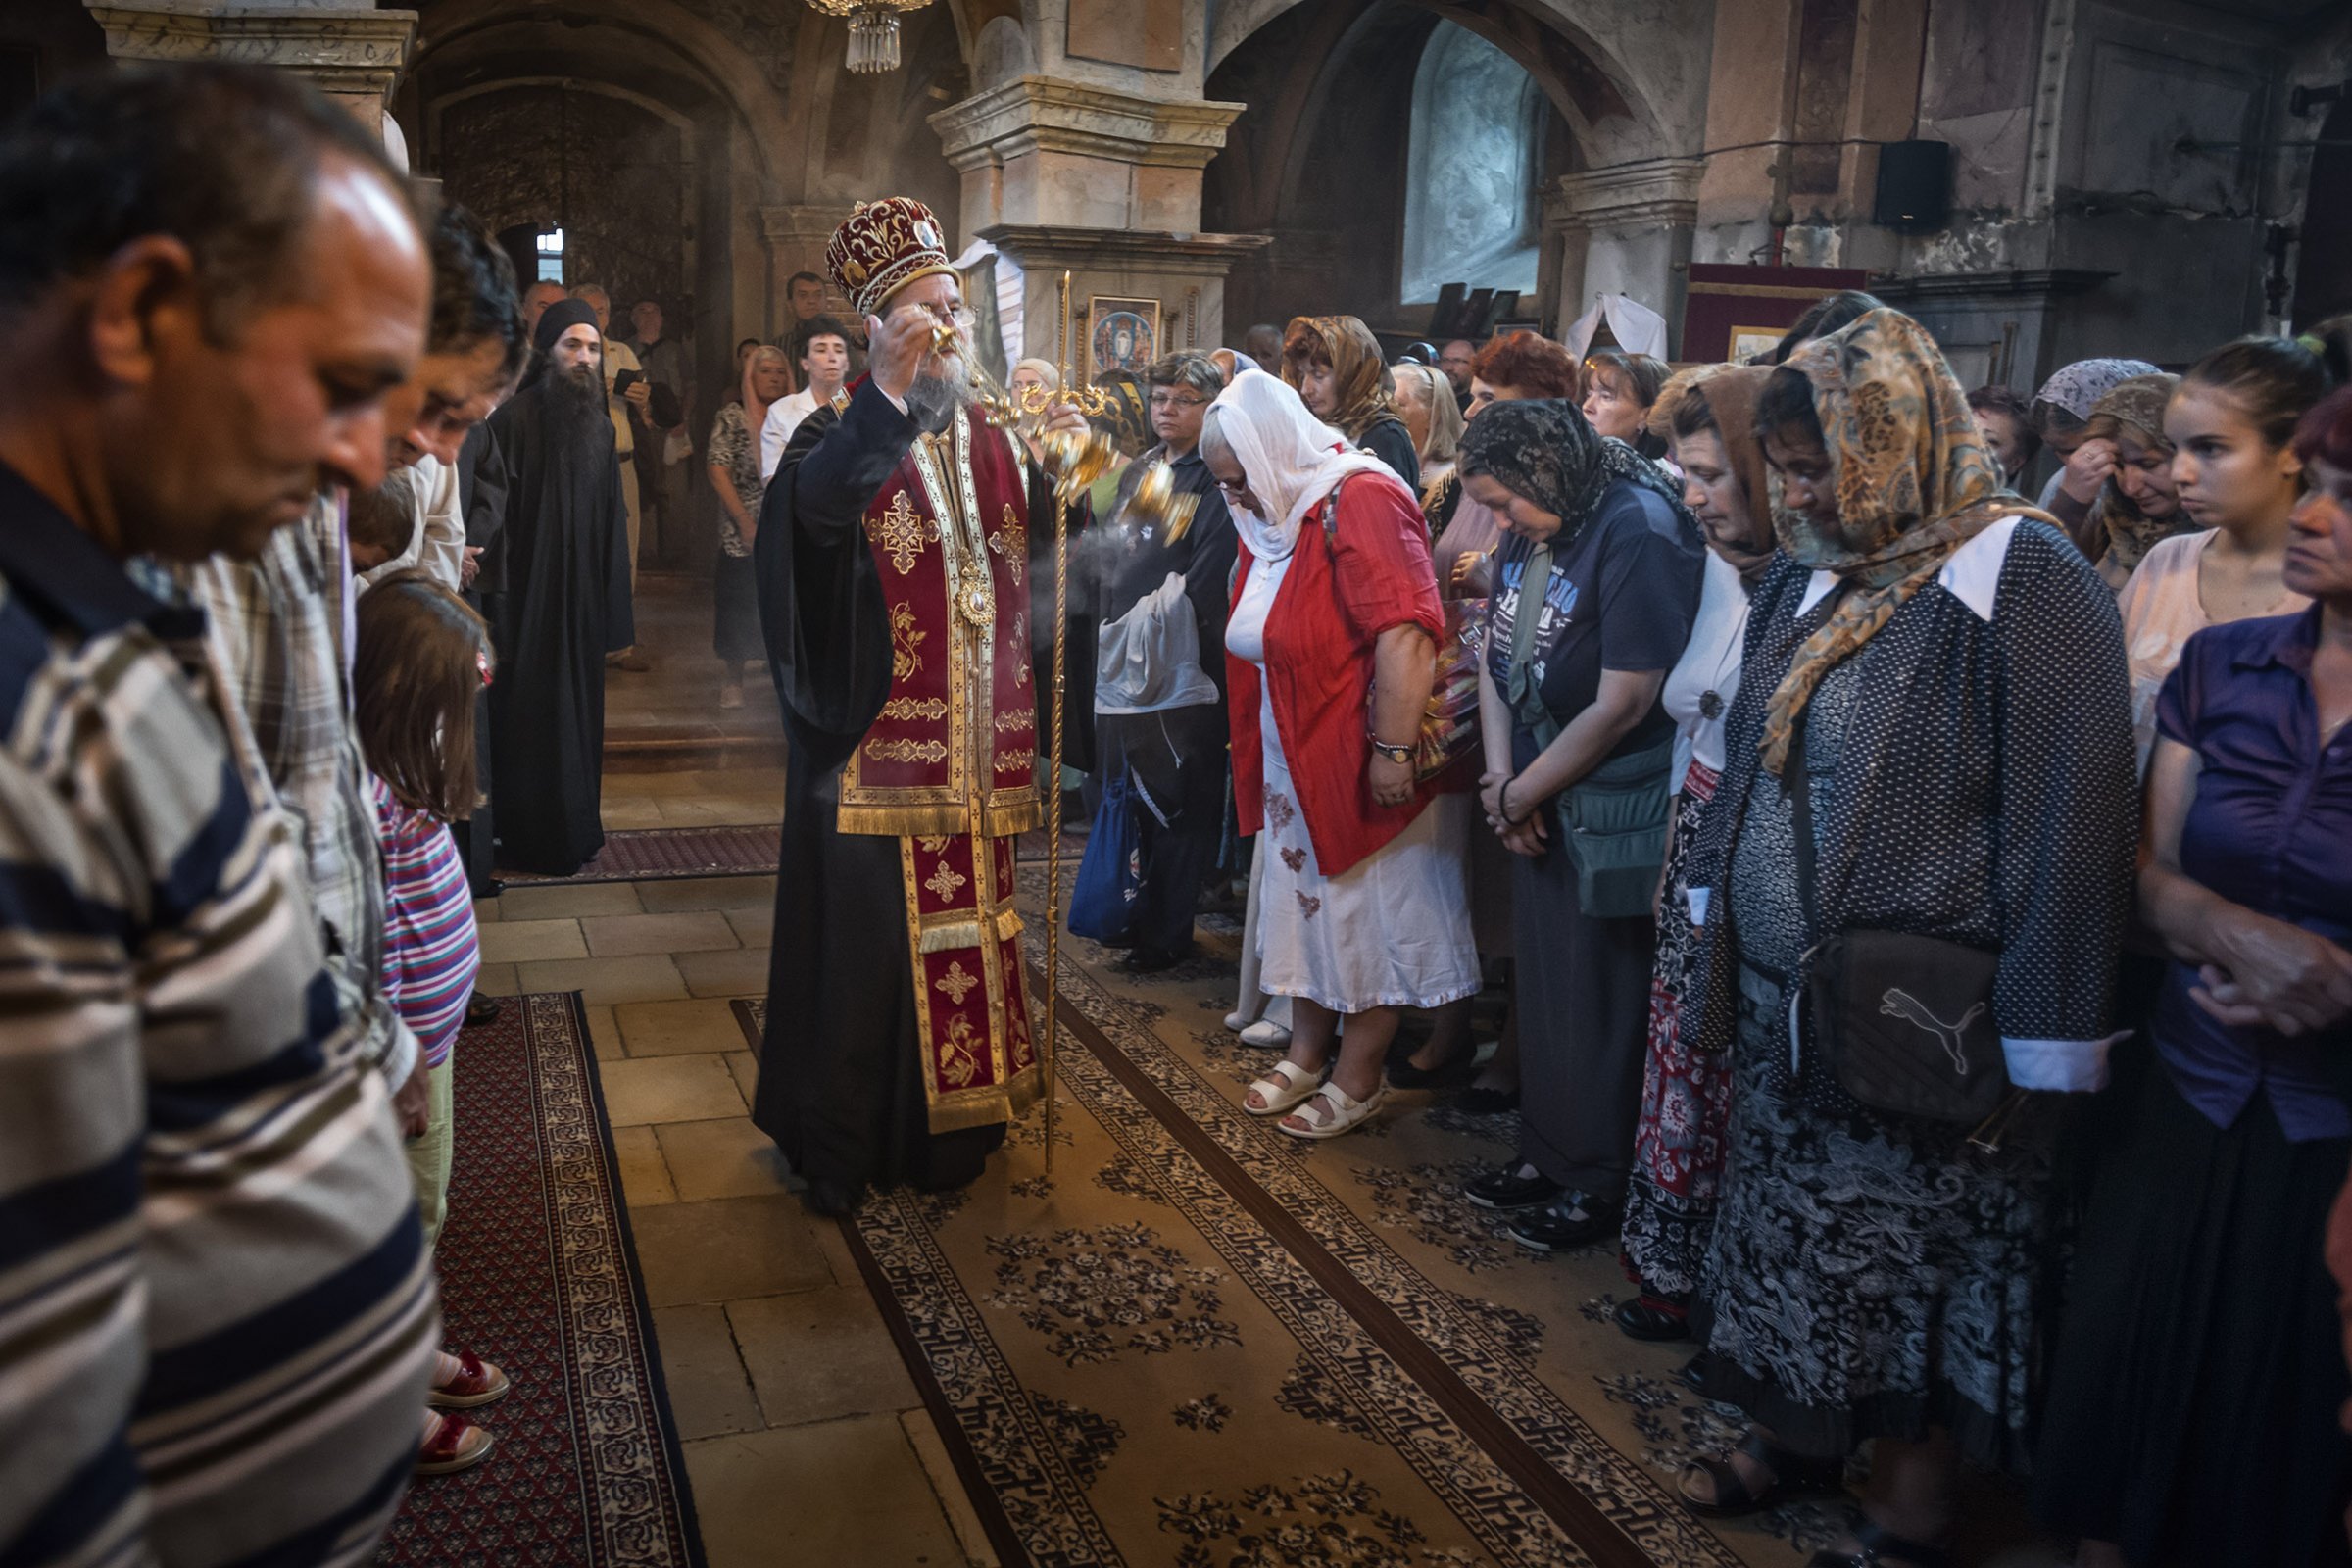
[2116,529,2309,774]
[1227,552,1480,1014]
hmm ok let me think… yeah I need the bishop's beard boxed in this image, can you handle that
[542,359,609,442]
[904,357,978,436]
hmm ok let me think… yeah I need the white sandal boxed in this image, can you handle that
[1278,1081,1386,1141]
[1245,1059,1324,1116]
[1238,1018,1293,1050]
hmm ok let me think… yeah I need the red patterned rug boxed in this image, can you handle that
[377,993,706,1568]
[503,826,777,885]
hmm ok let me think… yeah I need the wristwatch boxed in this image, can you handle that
[1368,736,1415,766]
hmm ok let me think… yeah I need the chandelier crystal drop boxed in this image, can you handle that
[803,0,933,75]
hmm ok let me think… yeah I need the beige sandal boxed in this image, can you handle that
[1245,1058,1323,1116]
[1279,1081,1386,1140]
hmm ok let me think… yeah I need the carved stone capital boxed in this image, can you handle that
[760,203,853,246]
[1555,157,1705,231]
[88,3,416,104]
[929,76,1245,174]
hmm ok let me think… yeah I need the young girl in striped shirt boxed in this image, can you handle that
[356,567,507,1476]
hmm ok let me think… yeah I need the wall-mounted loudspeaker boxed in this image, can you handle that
[1874,140,1952,233]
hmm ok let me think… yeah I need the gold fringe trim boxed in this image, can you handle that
[836,803,972,837]
[917,921,983,955]
[923,1061,1043,1135]
[994,908,1024,941]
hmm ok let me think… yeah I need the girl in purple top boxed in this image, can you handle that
[2038,386,2352,1567]
[356,568,509,1477]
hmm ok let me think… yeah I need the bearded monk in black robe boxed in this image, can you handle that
[484,299,633,875]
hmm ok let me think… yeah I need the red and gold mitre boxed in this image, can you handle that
[825,197,955,318]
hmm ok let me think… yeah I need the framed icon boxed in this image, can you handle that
[1729,324,1788,364]
[1086,297,1160,383]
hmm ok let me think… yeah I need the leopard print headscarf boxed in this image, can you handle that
[1759,309,2054,774]
[1282,315,1396,443]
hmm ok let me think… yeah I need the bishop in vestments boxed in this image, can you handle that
[751,198,1078,1214]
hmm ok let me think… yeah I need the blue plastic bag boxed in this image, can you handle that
[1067,770,1143,944]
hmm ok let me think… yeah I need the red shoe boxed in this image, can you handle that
[427,1348,511,1409]
[416,1410,495,1477]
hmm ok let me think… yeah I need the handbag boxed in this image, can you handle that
[1502,542,1673,919]
[1317,487,1481,781]
[1067,768,1144,945]
[1788,719,2008,1123]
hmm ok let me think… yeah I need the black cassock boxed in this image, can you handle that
[750,383,1078,1210]
[483,379,634,876]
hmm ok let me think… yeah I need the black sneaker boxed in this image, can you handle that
[1461,1167,1561,1210]
[1121,943,1195,974]
[1505,1192,1617,1252]
[465,992,503,1028]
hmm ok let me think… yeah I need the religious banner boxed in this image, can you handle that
[1680,264,1876,365]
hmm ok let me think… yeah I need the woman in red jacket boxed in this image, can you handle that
[1202,369,1479,1139]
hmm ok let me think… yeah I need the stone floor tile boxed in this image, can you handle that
[610,1124,675,1206]
[598,1054,745,1127]
[471,962,518,998]
[581,1003,624,1062]
[475,916,587,965]
[614,997,748,1057]
[655,1116,797,1201]
[676,946,771,999]
[636,875,777,913]
[656,795,781,828]
[472,897,501,924]
[683,1417,962,1568]
[728,1288,916,1428]
[809,1213,863,1294]
[722,904,774,947]
[900,1409,1001,1568]
[582,909,740,958]
[495,881,643,920]
[514,954,687,1005]
[725,1050,760,1105]
[600,795,666,829]
[630,1194,832,1306]
[649,1304,762,1441]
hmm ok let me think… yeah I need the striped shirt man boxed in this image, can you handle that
[0,465,437,1568]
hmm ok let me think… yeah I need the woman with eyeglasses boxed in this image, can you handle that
[1090,351,1239,972]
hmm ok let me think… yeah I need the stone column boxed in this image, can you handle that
[930,74,1260,370]
[1553,158,1704,357]
[85,2,416,134]
[760,202,857,342]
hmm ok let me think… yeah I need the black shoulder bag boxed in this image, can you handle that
[1788,718,2008,1123]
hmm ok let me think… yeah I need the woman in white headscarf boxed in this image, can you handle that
[1202,369,1479,1140]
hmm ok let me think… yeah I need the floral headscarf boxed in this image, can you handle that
[2084,372,2189,579]
[1283,316,1396,443]
[2031,357,2161,426]
[1457,398,1694,552]
[1759,309,2054,773]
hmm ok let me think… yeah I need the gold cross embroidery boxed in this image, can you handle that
[988,506,1027,585]
[924,859,968,901]
[935,960,980,1005]
[868,491,933,575]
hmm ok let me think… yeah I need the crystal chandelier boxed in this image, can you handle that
[804,0,933,74]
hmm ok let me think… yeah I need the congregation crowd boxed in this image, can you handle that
[5,53,2352,1568]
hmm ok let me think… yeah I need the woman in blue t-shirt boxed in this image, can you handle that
[1453,398,1705,1252]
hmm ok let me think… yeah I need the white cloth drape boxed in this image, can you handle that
[1564,293,1668,362]
[1205,368,1410,562]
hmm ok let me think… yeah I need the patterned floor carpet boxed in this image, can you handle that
[379,994,707,1568]
[503,826,779,885]
[740,893,1858,1568]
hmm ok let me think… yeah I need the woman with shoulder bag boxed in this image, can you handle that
[1452,399,1706,1251]
[1672,310,2136,1568]
[1205,369,1479,1141]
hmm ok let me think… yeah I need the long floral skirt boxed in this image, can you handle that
[1618,761,1730,1305]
